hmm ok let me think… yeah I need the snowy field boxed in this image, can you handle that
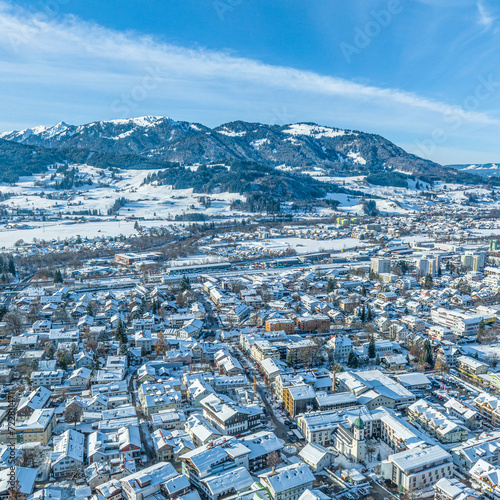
[0,219,180,249]
[0,165,246,219]
[244,236,361,254]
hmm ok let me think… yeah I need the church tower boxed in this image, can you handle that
[352,414,366,462]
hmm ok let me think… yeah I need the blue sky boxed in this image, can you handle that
[1,0,500,164]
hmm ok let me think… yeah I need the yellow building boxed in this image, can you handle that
[0,408,56,445]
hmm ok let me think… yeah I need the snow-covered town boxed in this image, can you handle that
[1,205,500,500]
[2,1,500,500]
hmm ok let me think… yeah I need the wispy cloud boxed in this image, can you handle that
[0,1,496,126]
[0,1,499,164]
[477,1,496,30]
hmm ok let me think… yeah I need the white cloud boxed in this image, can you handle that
[477,1,496,29]
[0,1,497,127]
[0,1,499,164]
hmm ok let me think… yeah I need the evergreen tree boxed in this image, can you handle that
[360,306,366,323]
[115,319,126,343]
[368,336,376,359]
[361,284,366,297]
[422,339,433,366]
[86,302,95,317]
[366,305,372,322]
[8,258,15,276]
[54,270,63,283]
[180,275,191,292]
[478,319,485,337]
[424,274,434,290]
[326,278,336,293]
[347,350,358,369]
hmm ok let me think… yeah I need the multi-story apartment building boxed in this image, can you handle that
[407,400,469,444]
[474,393,500,426]
[0,408,56,445]
[295,315,330,333]
[50,429,85,478]
[430,308,482,337]
[283,384,316,418]
[327,335,353,362]
[259,463,315,500]
[371,258,391,275]
[444,398,481,430]
[120,462,178,500]
[200,393,263,435]
[457,356,489,377]
[381,445,453,492]
[250,341,280,362]
[31,370,65,387]
[181,436,250,490]
[88,426,142,464]
[265,318,295,334]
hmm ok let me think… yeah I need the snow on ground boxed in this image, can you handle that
[0,166,252,247]
[472,227,500,236]
[0,166,245,219]
[400,235,433,243]
[339,199,411,215]
[244,236,360,254]
[0,219,178,249]
[347,151,366,165]
[324,193,361,207]
[216,127,246,137]
[282,124,352,138]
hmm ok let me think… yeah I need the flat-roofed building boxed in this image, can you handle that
[283,384,316,418]
[457,355,489,376]
[381,445,453,492]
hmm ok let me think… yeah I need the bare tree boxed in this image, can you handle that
[154,331,167,356]
[267,451,281,468]
[64,403,83,426]
[2,311,23,335]
[303,338,324,368]
[434,358,449,374]
[69,462,86,481]
[8,479,22,500]
[19,445,45,468]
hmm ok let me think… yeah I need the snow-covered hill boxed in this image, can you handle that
[448,163,500,178]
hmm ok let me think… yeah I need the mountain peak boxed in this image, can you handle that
[0,115,448,180]
[105,115,167,127]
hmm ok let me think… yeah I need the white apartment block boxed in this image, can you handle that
[381,445,453,492]
[430,308,482,337]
